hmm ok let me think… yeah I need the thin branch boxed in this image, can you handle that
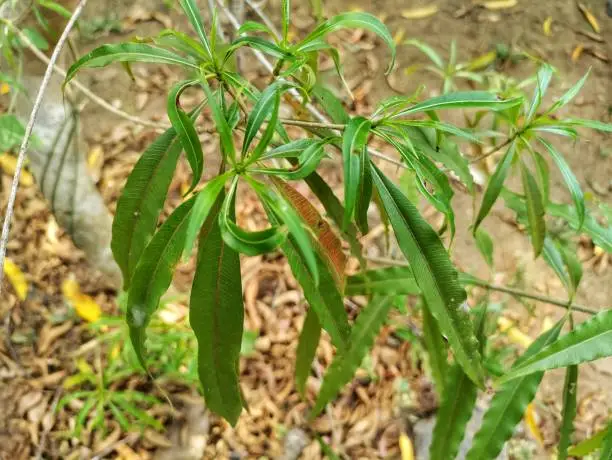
[468,136,513,164]
[0,0,89,294]
[362,255,601,315]
[279,118,345,131]
[1,18,169,131]
[245,0,281,40]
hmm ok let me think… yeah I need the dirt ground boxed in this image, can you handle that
[1,0,611,458]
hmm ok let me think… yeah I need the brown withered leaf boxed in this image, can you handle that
[271,178,347,288]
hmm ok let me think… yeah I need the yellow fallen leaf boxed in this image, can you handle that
[62,277,102,323]
[3,258,28,301]
[393,28,406,45]
[524,402,544,445]
[401,5,439,19]
[497,317,532,348]
[0,153,34,187]
[577,2,600,34]
[87,145,104,170]
[466,51,497,70]
[399,432,415,460]
[0,83,9,95]
[543,16,553,37]
[483,0,518,10]
[571,44,584,62]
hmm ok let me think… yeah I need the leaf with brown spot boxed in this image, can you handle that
[272,178,346,289]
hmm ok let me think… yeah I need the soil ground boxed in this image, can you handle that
[1,0,611,458]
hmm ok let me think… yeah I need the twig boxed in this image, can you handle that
[245,0,281,40]
[279,118,345,131]
[468,137,513,164]
[362,255,601,315]
[0,0,88,294]
[1,18,169,131]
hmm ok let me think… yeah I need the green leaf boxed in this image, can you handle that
[224,36,289,62]
[404,39,444,68]
[474,139,518,232]
[201,80,236,164]
[37,0,72,18]
[190,191,243,426]
[568,426,608,457]
[466,318,565,460]
[167,79,204,192]
[252,140,329,180]
[311,296,394,417]
[0,114,25,151]
[179,0,213,59]
[183,172,232,259]
[519,159,546,257]
[562,118,612,133]
[539,137,585,228]
[295,307,321,396]
[127,197,195,369]
[500,310,612,383]
[422,303,447,395]
[237,21,277,37]
[355,138,373,234]
[372,164,484,386]
[548,202,612,253]
[112,112,200,287]
[475,228,494,267]
[281,0,290,44]
[391,91,521,118]
[312,84,349,124]
[342,116,372,230]
[346,267,420,296]
[560,244,583,298]
[558,364,578,460]
[21,28,49,50]
[600,423,612,460]
[526,64,554,124]
[65,44,197,86]
[219,178,285,256]
[298,12,396,74]
[280,239,350,350]
[250,179,319,285]
[543,237,571,295]
[548,69,590,113]
[429,305,488,460]
[154,29,210,61]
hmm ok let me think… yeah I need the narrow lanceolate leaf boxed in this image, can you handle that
[422,304,447,396]
[404,39,444,68]
[526,64,554,124]
[190,192,243,426]
[475,228,494,267]
[543,237,571,295]
[372,164,484,386]
[539,137,585,228]
[600,422,612,460]
[272,178,346,288]
[311,84,350,124]
[167,80,204,192]
[179,0,213,59]
[281,0,290,44]
[345,267,420,296]
[281,238,350,350]
[342,116,372,230]
[547,202,612,253]
[295,307,321,396]
[298,12,396,73]
[562,118,612,133]
[355,139,373,234]
[560,245,583,298]
[112,124,187,288]
[391,91,522,118]
[65,43,197,85]
[466,319,565,460]
[429,305,487,460]
[558,365,578,460]
[311,296,394,417]
[568,426,609,457]
[519,159,546,257]
[183,172,232,259]
[303,172,362,260]
[201,81,236,164]
[474,139,518,232]
[548,69,590,113]
[500,310,612,383]
[127,198,195,369]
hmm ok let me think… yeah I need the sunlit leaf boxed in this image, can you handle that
[404,39,443,67]
[3,258,28,301]
[62,278,102,322]
[548,70,590,113]
[179,0,213,59]
[568,426,608,457]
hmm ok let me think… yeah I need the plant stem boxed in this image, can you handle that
[362,255,601,315]
[0,0,89,294]
[469,136,514,164]
[279,118,345,130]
